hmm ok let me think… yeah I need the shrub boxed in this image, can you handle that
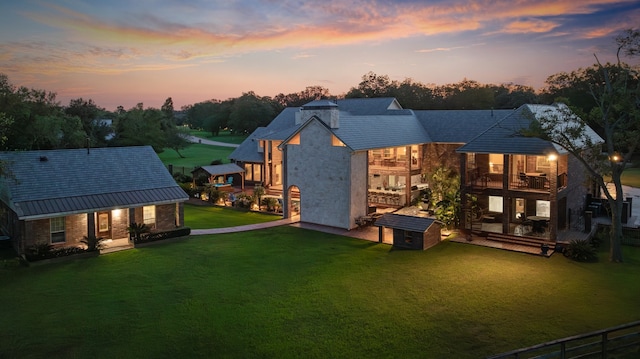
[235,193,254,209]
[563,239,598,262]
[135,227,191,244]
[24,242,85,261]
[81,235,106,252]
[210,159,223,165]
[127,222,150,242]
[172,172,192,183]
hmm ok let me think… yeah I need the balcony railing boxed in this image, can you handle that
[465,171,567,192]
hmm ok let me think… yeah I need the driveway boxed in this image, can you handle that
[188,135,239,148]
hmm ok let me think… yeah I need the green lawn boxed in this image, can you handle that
[157,143,235,169]
[184,202,281,229]
[188,129,247,144]
[620,168,640,188]
[1,227,638,358]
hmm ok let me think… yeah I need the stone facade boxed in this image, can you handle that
[284,119,353,229]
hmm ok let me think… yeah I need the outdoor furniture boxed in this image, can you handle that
[518,172,528,187]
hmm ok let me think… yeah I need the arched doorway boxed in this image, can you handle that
[286,185,301,218]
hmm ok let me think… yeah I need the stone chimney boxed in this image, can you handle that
[297,100,339,128]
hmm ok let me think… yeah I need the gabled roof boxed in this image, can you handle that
[335,97,404,115]
[375,213,438,232]
[333,114,431,150]
[228,127,268,163]
[416,109,514,143]
[0,146,188,220]
[192,163,244,176]
[456,105,568,155]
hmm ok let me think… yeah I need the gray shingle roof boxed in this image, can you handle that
[456,105,562,155]
[336,97,403,115]
[0,146,188,219]
[375,213,437,232]
[334,114,432,150]
[228,127,268,163]
[416,109,514,143]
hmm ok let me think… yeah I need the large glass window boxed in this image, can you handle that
[143,205,156,226]
[489,154,504,173]
[536,200,550,217]
[50,217,65,244]
[489,196,503,213]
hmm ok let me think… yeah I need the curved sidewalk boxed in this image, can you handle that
[190,216,300,235]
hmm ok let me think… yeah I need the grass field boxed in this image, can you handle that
[1,227,638,358]
[188,129,247,144]
[157,143,235,169]
[184,202,281,229]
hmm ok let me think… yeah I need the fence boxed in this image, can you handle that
[487,320,640,359]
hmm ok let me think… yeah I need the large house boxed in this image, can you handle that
[0,146,189,254]
[230,98,602,243]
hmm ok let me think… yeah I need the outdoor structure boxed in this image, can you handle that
[375,213,442,250]
[191,163,245,190]
[0,146,189,254]
[230,98,602,246]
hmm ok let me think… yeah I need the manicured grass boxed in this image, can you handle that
[184,202,281,229]
[188,129,247,144]
[1,228,638,358]
[157,143,234,169]
[620,168,640,188]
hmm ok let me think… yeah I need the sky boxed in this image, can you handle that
[1,0,639,111]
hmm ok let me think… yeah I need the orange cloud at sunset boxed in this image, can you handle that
[1,0,638,109]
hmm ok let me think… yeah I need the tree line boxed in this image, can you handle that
[1,29,638,152]
[0,76,189,155]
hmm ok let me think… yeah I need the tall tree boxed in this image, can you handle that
[228,92,277,134]
[532,29,639,263]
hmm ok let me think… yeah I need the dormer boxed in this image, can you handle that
[296,100,339,128]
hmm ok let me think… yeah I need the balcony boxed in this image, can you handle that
[464,170,567,193]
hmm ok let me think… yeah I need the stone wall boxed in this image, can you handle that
[285,120,352,229]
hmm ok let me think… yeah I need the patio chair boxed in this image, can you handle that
[518,172,528,187]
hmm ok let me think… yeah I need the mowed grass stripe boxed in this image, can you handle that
[1,226,638,358]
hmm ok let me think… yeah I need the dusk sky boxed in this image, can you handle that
[1,0,639,111]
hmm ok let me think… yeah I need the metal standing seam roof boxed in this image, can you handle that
[192,163,245,176]
[0,146,188,220]
[375,213,438,232]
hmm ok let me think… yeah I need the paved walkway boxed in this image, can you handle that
[190,216,300,235]
[188,135,239,148]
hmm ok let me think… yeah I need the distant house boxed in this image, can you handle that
[231,98,603,247]
[0,146,189,254]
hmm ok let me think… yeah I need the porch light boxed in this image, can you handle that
[547,154,557,161]
[113,209,121,218]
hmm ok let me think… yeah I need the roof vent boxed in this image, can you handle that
[39,156,48,162]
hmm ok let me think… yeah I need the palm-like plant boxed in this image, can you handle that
[81,235,105,252]
[127,222,150,243]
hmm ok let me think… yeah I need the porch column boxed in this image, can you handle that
[502,155,510,234]
[405,145,411,207]
[282,146,290,219]
[459,154,469,231]
[87,212,95,238]
[378,226,384,243]
[549,155,558,241]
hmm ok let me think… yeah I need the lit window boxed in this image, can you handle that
[489,154,504,173]
[536,200,550,217]
[50,217,65,244]
[143,205,156,226]
[489,196,503,213]
[331,134,345,147]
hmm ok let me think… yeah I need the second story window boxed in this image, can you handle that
[489,154,504,173]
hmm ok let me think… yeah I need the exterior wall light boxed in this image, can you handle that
[547,154,557,161]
